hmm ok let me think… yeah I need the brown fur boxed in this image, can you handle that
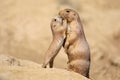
[59,9,90,78]
[42,16,67,68]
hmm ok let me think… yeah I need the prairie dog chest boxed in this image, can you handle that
[67,25,78,43]
[67,23,79,36]
[67,25,71,35]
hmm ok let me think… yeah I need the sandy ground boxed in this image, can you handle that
[0,0,120,80]
[0,54,89,80]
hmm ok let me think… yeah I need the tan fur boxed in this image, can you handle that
[59,9,90,78]
[42,16,67,68]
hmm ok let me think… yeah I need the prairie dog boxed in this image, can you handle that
[42,16,67,68]
[59,9,90,78]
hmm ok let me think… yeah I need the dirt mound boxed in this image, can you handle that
[0,54,89,80]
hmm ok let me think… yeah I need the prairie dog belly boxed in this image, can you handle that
[67,39,90,62]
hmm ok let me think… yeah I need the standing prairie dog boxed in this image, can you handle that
[42,16,67,68]
[59,9,90,78]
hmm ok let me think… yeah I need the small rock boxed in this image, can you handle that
[0,54,41,68]
[0,54,20,66]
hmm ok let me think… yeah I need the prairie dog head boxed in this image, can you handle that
[51,16,67,37]
[59,9,79,23]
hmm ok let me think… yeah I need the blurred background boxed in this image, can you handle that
[0,0,120,80]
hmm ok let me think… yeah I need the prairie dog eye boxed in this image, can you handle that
[66,10,70,13]
[54,19,57,21]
